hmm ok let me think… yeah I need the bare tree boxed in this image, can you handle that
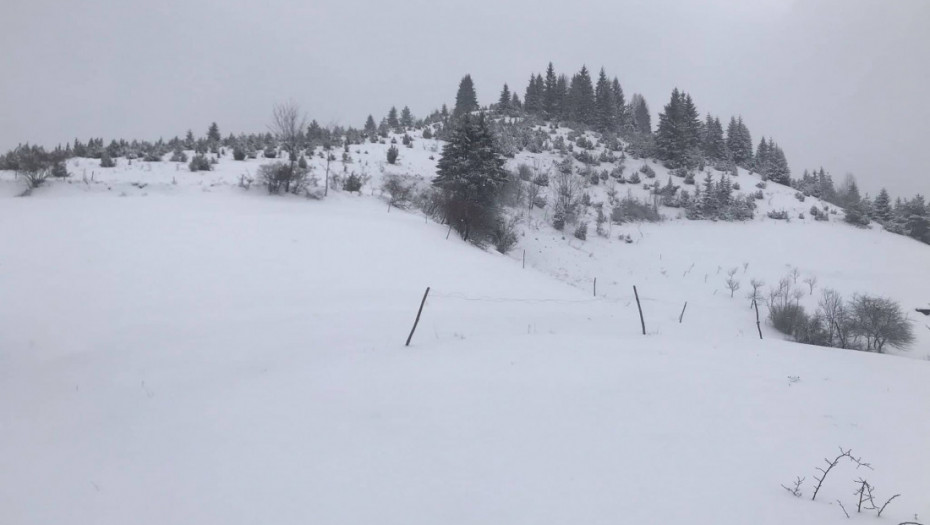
[265,101,310,194]
[849,295,915,352]
[819,289,852,348]
[725,267,741,298]
[803,275,818,295]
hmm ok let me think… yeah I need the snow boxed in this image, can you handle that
[1,132,929,524]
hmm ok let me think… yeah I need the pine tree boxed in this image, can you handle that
[510,92,522,110]
[629,94,651,134]
[400,106,414,128]
[873,188,892,223]
[453,74,479,118]
[498,83,511,111]
[433,114,508,242]
[656,88,702,168]
[727,116,753,167]
[207,122,220,144]
[387,107,400,130]
[524,74,542,115]
[543,62,558,118]
[611,77,627,131]
[568,66,595,125]
[594,68,615,132]
[703,115,727,162]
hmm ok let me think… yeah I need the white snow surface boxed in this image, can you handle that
[2,131,929,524]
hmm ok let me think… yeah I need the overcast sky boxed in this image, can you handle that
[2,0,928,198]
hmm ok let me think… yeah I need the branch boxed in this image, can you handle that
[837,499,850,519]
[877,494,900,517]
[812,447,853,501]
[781,476,804,497]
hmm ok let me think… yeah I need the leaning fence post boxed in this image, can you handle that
[522,249,525,269]
[405,287,431,347]
[593,277,597,297]
[633,285,646,335]
[679,301,688,323]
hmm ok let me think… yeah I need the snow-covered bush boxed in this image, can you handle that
[170,149,188,163]
[573,221,588,240]
[257,161,309,195]
[767,210,789,220]
[490,216,520,254]
[386,145,399,164]
[188,154,212,172]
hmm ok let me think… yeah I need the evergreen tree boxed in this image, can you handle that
[703,115,727,162]
[629,94,651,134]
[726,116,754,167]
[207,122,220,144]
[768,141,791,184]
[543,62,558,117]
[510,92,522,110]
[873,189,892,223]
[400,106,414,128]
[524,74,542,114]
[453,74,479,118]
[594,68,615,132]
[611,77,627,131]
[433,114,508,242]
[387,106,400,130]
[655,88,702,168]
[498,83,511,110]
[554,74,569,120]
[567,66,596,125]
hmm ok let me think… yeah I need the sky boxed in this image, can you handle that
[2,0,928,198]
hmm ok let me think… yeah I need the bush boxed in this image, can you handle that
[767,210,789,220]
[552,209,566,231]
[50,161,69,178]
[755,181,767,189]
[769,301,808,336]
[516,163,533,181]
[490,216,520,253]
[843,206,871,227]
[233,146,246,161]
[387,145,399,164]
[611,194,661,223]
[639,164,656,178]
[170,149,188,163]
[100,152,116,168]
[382,173,415,208]
[263,146,277,159]
[683,172,695,185]
[188,154,212,172]
[143,151,162,162]
[849,295,914,352]
[257,161,310,194]
[342,173,362,192]
[573,221,588,240]
[628,172,641,184]
[794,192,806,202]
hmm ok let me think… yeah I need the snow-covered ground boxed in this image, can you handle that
[2,132,929,524]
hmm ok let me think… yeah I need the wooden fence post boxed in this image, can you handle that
[405,287,431,347]
[522,249,525,269]
[753,298,763,340]
[594,277,597,297]
[633,286,646,335]
[679,301,688,323]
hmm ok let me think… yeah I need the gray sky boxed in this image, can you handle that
[2,0,928,198]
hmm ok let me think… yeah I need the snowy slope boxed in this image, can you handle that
[1,128,930,524]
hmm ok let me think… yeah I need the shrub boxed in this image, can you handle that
[188,154,212,172]
[387,145,399,164]
[342,173,362,192]
[732,182,740,190]
[263,146,277,159]
[794,192,806,202]
[383,173,414,208]
[639,164,656,178]
[100,151,116,168]
[770,301,808,336]
[756,181,767,189]
[628,172,641,184]
[849,295,914,352]
[50,161,69,178]
[683,172,695,185]
[298,155,308,169]
[257,161,310,194]
[767,210,789,220]
[843,206,871,227]
[170,149,188,162]
[143,151,162,162]
[573,221,588,240]
[552,209,566,231]
[233,146,246,161]
[516,163,533,181]
[611,194,661,223]
[490,216,520,253]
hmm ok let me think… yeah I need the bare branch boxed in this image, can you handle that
[877,494,900,517]
[837,499,850,519]
[781,476,805,497]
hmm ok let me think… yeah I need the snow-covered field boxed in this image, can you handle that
[2,135,929,524]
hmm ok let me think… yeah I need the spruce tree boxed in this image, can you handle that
[629,94,651,134]
[498,84,511,110]
[555,74,569,120]
[433,114,508,242]
[387,106,400,130]
[400,106,414,128]
[207,122,220,144]
[510,92,522,110]
[568,66,595,125]
[523,74,542,114]
[453,75,479,118]
[656,88,701,168]
[611,77,627,131]
[543,62,558,117]
[594,68,615,132]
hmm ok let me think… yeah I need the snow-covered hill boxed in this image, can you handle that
[2,124,929,524]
